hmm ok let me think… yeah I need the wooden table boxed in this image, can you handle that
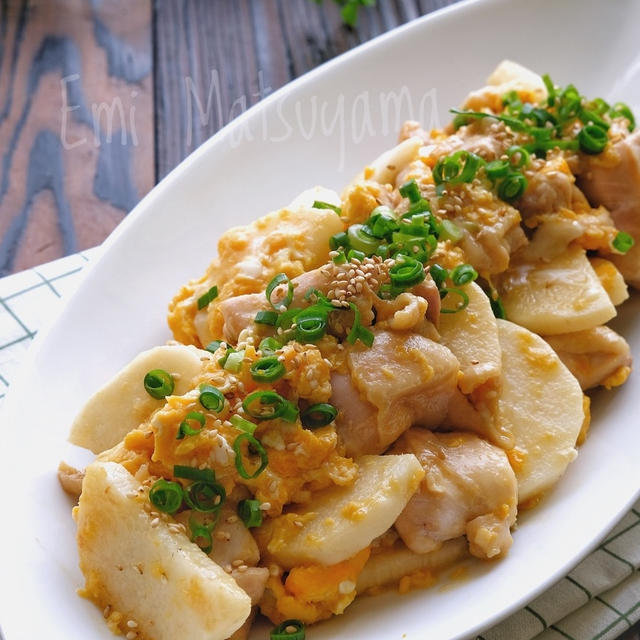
[0,1,638,638]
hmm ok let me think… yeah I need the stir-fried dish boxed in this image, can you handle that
[60,61,638,640]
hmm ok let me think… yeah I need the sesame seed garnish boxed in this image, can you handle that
[126,631,137,640]
[232,559,244,567]
[127,620,138,629]
[103,605,112,618]
[259,502,271,510]
[150,517,160,528]
[285,625,298,634]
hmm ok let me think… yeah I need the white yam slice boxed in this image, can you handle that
[496,246,616,335]
[70,344,207,453]
[463,60,547,111]
[75,462,250,640]
[288,185,341,211]
[259,454,424,569]
[438,282,501,394]
[590,257,629,306]
[344,137,422,192]
[356,537,468,593]
[496,320,584,503]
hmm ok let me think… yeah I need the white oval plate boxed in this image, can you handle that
[1,0,639,638]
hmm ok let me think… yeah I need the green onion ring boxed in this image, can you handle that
[237,499,263,528]
[266,273,294,310]
[497,172,527,202]
[177,411,206,440]
[233,433,269,479]
[184,480,226,513]
[143,369,175,399]
[329,231,350,251]
[578,124,608,154]
[259,336,282,355]
[506,145,531,169]
[609,102,635,131]
[301,403,338,429]
[250,356,286,383]
[242,390,299,422]
[433,150,484,185]
[255,310,279,326]
[389,257,426,289]
[230,414,257,435]
[429,263,449,289]
[188,514,216,554]
[347,224,380,254]
[399,179,422,203]
[450,264,478,286]
[440,287,470,314]
[346,302,374,347]
[199,385,225,412]
[486,159,510,181]
[174,465,215,484]
[149,479,183,514]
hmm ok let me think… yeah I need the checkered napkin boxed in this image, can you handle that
[0,251,638,640]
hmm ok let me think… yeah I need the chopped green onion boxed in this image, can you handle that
[149,479,183,514]
[177,411,206,440]
[242,390,299,422]
[439,219,463,243]
[346,302,374,347]
[199,384,225,412]
[429,263,449,289]
[312,200,342,215]
[449,108,530,133]
[450,264,478,286]
[230,414,257,435]
[174,465,215,483]
[368,206,398,237]
[197,285,219,310]
[609,102,635,131]
[578,124,608,154]
[250,356,286,383]
[579,108,610,131]
[433,150,484,185]
[184,480,226,513]
[237,499,263,528]
[490,296,506,319]
[224,349,245,373]
[440,287,470,314]
[276,307,303,331]
[485,160,510,181]
[255,310,279,326]
[542,73,556,106]
[301,403,338,429]
[347,249,366,262]
[270,619,305,640]
[329,231,350,251]
[506,145,530,169]
[189,514,215,554]
[399,179,421,203]
[389,257,425,289]
[204,340,223,353]
[332,249,347,265]
[143,369,175,399]
[612,231,634,254]
[233,433,268,479]
[348,224,380,254]
[259,336,281,355]
[295,308,328,343]
[497,172,527,202]
[266,273,294,310]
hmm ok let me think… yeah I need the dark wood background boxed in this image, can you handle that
[0,1,638,638]
[0,0,458,276]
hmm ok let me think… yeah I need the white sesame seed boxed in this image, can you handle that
[232,559,244,567]
[338,580,356,594]
[126,631,137,640]
[127,620,138,629]
[150,517,160,528]
[259,501,271,510]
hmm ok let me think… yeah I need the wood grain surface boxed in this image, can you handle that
[0,0,152,276]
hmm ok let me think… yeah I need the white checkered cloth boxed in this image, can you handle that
[0,251,638,640]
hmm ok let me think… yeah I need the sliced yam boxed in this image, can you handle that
[256,454,424,569]
[590,257,629,306]
[75,462,250,640]
[438,282,501,395]
[344,137,422,192]
[70,344,207,454]
[463,60,547,112]
[496,246,616,335]
[356,538,467,593]
[496,320,584,503]
[288,185,341,211]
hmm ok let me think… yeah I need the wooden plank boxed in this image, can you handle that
[0,0,153,276]
[153,0,462,180]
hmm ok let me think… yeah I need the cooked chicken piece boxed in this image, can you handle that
[390,429,517,560]
[543,326,631,390]
[57,461,84,497]
[518,158,575,218]
[332,330,459,456]
[578,130,640,287]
